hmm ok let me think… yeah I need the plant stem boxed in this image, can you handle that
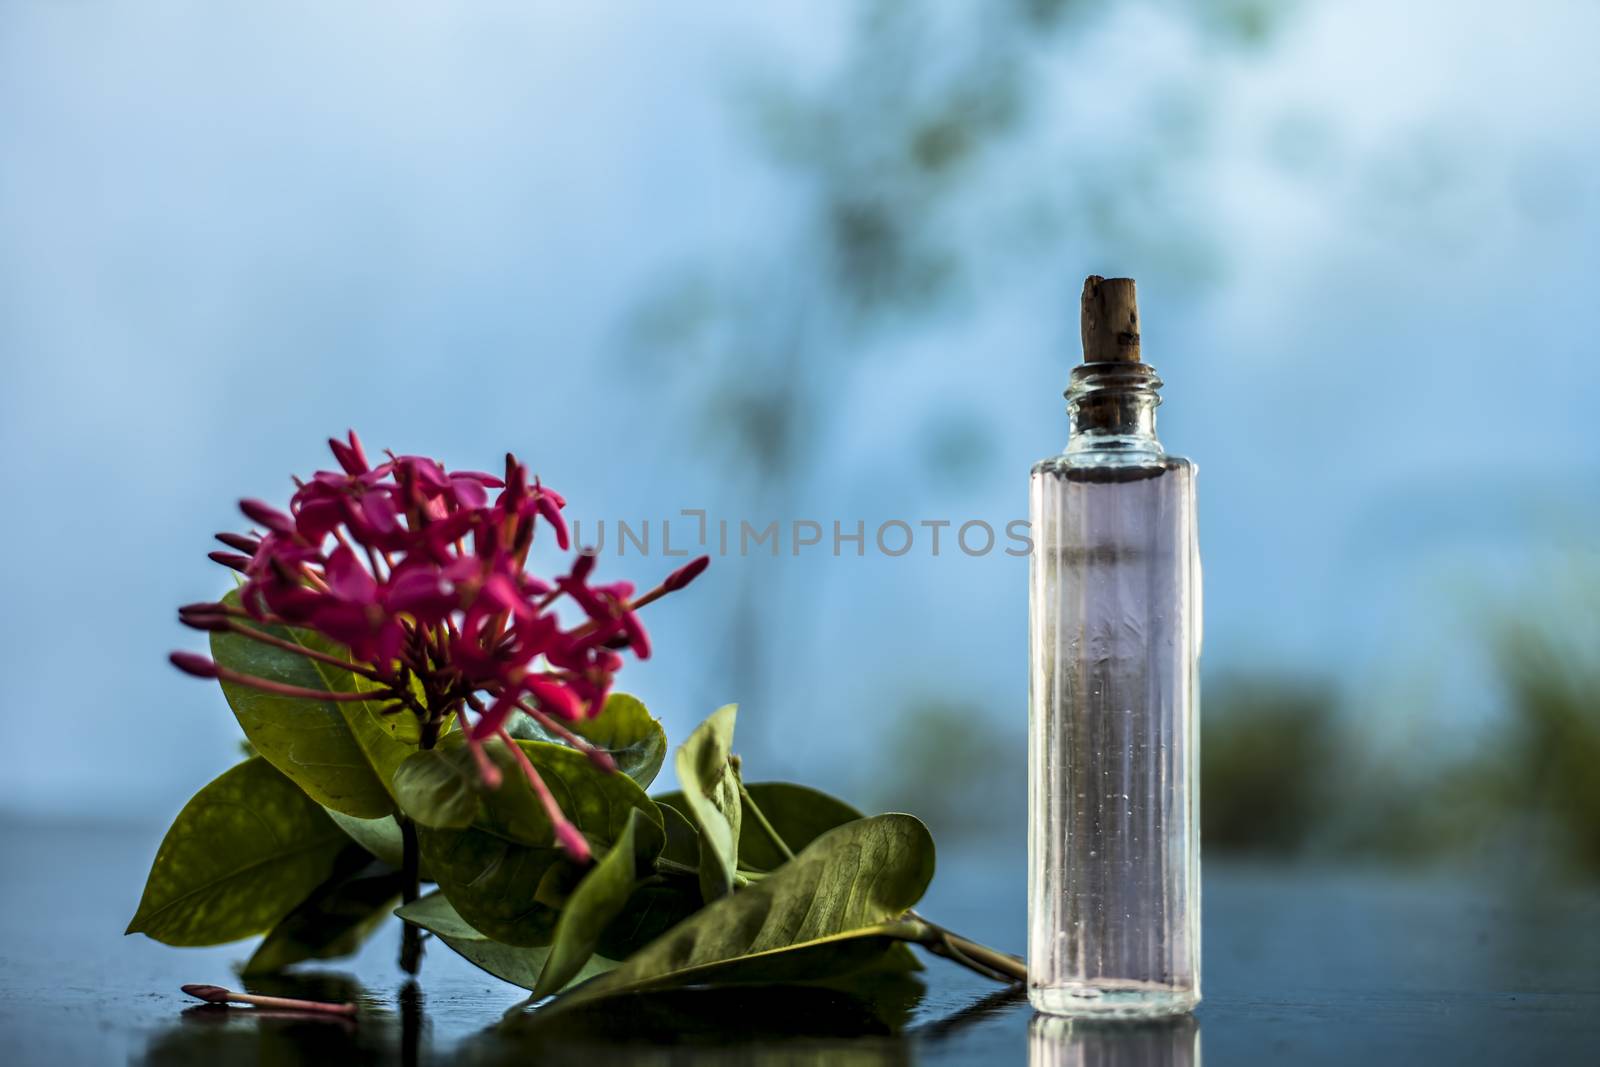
[398,718,441,975]
[737,780,795,863]
[654,857,700,878]
[398,816,422,974]
[906,912,1027,984]
[654,856,764,888]
[396,819,422,979]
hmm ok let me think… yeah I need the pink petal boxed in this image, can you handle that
[535,494,570,550]
[359,489,400,535]
[325,545,379,603]
[470,693,519,741]
[525,676,583,722]
[450,476,488,510]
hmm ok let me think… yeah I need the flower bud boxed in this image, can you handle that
[511,515,534,557]
[664,554,711,592]
[239,499,296,537]
[214,532,262,554]
[328,430,370,476]
[208,551,252,572]
[169,652,220,679]
[570,550,597,584]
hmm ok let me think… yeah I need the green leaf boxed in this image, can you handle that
[672,704,742,902]
[323,809,406,868]
[534,809,660,997]
[393,748,478,829]
[593,881,704,963]
[544,813,936,1008]
[418,736,663,945]
[737,782,864,871]
[651,781,861,874]
[566,693,669,788]
[210,591,397,817]
[242,854,404,975]
[650,797,700,870]
[396,892,618,992]
[417,827,564,946]
[126,758,350,946]
[504,693,668,789]
[445,734,661,848]
[296,628,420,792]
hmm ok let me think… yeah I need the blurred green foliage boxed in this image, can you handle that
[1224,603,1600,877]
[1201,675,1343,856]
[861,597,1600,882]
[862,679,1351,858]
[859,700,1026,845]
[1403,606,1600,879]
[1488,620,1600,874]
[1197,611,1600,879]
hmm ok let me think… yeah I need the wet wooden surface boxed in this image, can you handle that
[2,820,1596,1065]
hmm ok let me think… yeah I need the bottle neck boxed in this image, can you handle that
[1064,362,1164,456]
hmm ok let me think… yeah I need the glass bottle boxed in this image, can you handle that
[1028,277,1201,1017]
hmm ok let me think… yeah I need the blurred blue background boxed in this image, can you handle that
[3,0,1597,874]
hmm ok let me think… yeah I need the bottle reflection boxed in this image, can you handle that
[1030,1012,1200,1067]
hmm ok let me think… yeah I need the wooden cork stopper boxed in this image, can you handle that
[1080,276,1140,362]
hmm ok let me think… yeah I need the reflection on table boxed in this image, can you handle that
[1030,1012,1200,1067]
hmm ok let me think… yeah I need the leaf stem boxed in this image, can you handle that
[736,780,795,864]
[905,911,1027,985]
[654,857,700,878]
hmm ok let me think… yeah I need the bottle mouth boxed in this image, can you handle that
[1065,361,1163,405]
[1064,360,1164,453]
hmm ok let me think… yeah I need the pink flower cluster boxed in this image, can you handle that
[173,431,708,861]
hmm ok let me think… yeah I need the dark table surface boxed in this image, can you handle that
[2,818,1597,1065]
